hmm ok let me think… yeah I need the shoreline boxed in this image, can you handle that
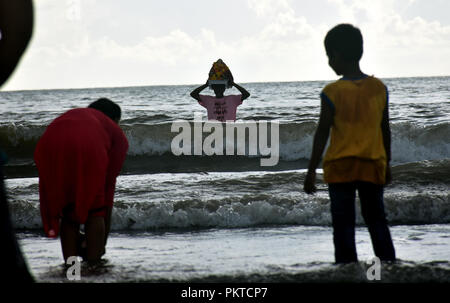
[18,224,450,283]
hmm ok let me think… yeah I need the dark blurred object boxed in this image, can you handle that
[0,0,34,87]
[0,0,35,282]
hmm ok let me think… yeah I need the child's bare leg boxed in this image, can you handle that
[60,218,80,262]
[85,216,106,263]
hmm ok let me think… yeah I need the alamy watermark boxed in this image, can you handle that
[366,256,381,281]
[171,113,280,166]
[66,256,81,281]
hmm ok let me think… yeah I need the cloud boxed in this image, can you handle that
[247,0,293,18]
[3,0,449,90]
[96,29,202,65]
[329,0,450,76]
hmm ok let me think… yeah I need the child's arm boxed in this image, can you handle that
[231,81,250,101]
[304,96,334,194]
[381,104,392,184]
[190,81,209,101]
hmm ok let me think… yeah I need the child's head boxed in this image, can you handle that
[88,98,122,123]
[211,84,226,97]
[324,24,363,74]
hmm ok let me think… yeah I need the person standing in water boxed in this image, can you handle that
[304,24,396,264]
[190,59,250,122]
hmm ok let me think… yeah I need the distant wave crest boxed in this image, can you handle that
[1,121,448,166]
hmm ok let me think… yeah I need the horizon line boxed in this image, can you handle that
[2,74,449,93]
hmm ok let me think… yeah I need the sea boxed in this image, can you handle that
[0,76,449,284]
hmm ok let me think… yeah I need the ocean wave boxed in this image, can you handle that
[123,121,450,163]
[0,123,46,158]
[390,159,450,185]
[2,121,447,169]
[391,122,450,164]
[9,192,450,231]
[102,188,450,229]
[8,167,450,230]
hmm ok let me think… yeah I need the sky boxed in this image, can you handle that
[3,0,450,90]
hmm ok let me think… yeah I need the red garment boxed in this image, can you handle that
[34,108,128,238]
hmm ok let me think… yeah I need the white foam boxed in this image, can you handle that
[123,121,450,164]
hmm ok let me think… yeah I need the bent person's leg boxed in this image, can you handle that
[60,217,80,262]
[85,215,106,263]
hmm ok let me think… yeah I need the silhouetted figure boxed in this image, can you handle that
[304,24,396,264]
[0,0,35,282]
[35,99,128,264]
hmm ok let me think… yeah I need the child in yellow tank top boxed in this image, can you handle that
[303,24,396,264]
[321,76,388,184]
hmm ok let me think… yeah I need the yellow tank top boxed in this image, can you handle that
[322,76,388,184]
